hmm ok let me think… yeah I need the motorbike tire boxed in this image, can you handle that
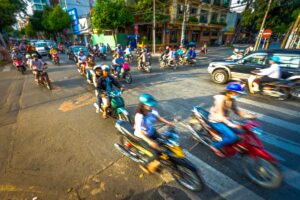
[242,155,282,188]
[172,158,204,192]
[275,88,290,101]
[290,86,300,99]
[21,66,26,74]
[160,61,165,69]
[124,72,133,84]
[145,66,151,73]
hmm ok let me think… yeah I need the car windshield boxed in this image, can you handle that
[35,43,47,47]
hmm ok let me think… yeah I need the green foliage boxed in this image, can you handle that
[47,5,71,32]
[241,0,300,33]
[134,0,169,22]
[189,16,199,23]
[29,11,45,32]
[92,0,133,32]
[25,23,35,37]
[0,0,27,29]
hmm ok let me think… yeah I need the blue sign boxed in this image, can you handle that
[68,8,80,35]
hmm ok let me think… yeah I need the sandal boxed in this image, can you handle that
[210,146,225,158]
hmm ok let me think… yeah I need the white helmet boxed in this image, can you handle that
[234,48,239,53]
[101,65,110,71]
[26,54,31,59]
[93,65,102,71]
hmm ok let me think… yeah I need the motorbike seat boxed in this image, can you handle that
[194,106,209,120]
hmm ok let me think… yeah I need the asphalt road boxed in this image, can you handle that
[0,48,299,200]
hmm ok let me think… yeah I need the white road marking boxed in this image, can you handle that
[239,98,300,118]
[240,108,300,133]
[260,131,300,156]
[280,164,300,190]
[2,65,11,72]
[184,150,265,200]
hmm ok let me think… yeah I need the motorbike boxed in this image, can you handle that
[58,46,65,54]
[33,64,51,90]
[124,54,133,64]
[114,120,204,192]
[94,90,131,122]
[52,53,60,65]
[13,58,26,74]
[111,64,132,84]
[99,52,107,60]
[186,106,282,188]
[159,58,178,69]
[241,70,300,100]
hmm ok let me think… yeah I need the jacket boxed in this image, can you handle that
[96,75,122,94]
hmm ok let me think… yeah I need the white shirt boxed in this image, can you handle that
[134,110,160,138]
[257,63,280,79]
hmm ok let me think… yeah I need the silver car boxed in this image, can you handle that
[35,42,49,56]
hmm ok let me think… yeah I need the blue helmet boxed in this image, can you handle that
[139,94,158,107]
[226,82,246,94]
[270,56,280,63]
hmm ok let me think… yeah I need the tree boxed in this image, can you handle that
[134,0,169,22]
[240,0,300,33]
[0,0,27,28]
[25,23,35,37]
[47,5,71,33]
[29,11,45,32]
[92,0,133,40]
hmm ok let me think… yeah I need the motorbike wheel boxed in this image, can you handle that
[159,61,165,69]
[145,66,151,73]
[124,72,132,84]
[21,66,26,74]
[276,88,290,101]
[172,159,204,191]
[187,117,205,142]
[242,156,282,188]
[290,86,300,99]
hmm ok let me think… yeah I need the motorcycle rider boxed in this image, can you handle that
[112,53,124,78]
[209,82,255,157]
[77,48,86,73]
[124,45,132,59]
[29,54,47,84]
[138,48,149,69]
[93,65,103,113]
[95,65,124,119]
[49,47,58,62]
[160,46,170,62]
[115,44,123,57]
[134,94,175,173]
[86,55,96,84]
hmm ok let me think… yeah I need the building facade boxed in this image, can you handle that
[135,0,231,47]
[60,0,94,17]
[31,0,50,11]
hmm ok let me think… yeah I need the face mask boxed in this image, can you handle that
[231,95,240,100]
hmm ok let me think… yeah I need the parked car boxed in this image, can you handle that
[67,45,90,63]
[207,49,300,84]
[34,42,49,56]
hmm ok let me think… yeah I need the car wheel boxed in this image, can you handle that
[212,69,228,84]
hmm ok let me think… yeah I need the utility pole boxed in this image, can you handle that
[153,0,156,54]
[254,0,272,51]
[181,0,188,46]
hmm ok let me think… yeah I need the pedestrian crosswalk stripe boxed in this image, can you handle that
[184,150,265,200]
[239,98,300,118]
[261,131,300,156]
[2,65,11,72]
[240,108,300,133]
[280,164,300,190]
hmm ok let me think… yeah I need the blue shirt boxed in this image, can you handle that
[114,58,124,66]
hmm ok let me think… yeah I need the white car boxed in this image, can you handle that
[35,42,49,56]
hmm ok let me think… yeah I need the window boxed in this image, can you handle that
[177,5,184,15]
[211,31,218,37]
[190,7,197,15]
[273,54,300,68]
[214,0,221,5]
[210,12,219,24]
[200,10,209,23]
[220,13,227,23]
[203,30,209,36]
[192,31,200,42]
[223,0,230,7]
[170,30,177,43]
[243,53,268,65]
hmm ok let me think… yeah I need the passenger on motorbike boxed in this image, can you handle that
[138,48,149,69]
[209,82,255,157]
[93,65,103,113]
[26,54,32,68]
[100,44,106,55]
[160,46,170,61]
[124,45,132,58]
[115,44,123,57]
[49,47,57,56]
[248,56,281,93]
[134,94,175,173]
[86,55,96,84]
[95,65,124,119]
[29,54,47,84]
[112,53,124,78]
[77,48,86,73]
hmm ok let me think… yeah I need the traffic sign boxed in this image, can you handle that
[262,29,272,39]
